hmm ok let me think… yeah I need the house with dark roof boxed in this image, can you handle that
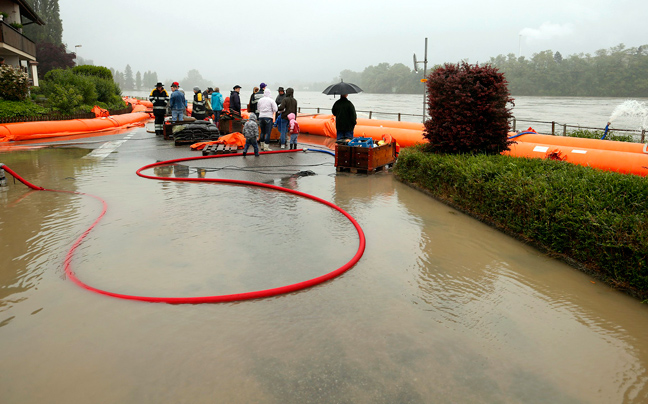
[0,0,45,85]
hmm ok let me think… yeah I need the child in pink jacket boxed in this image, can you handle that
[287,113,300,150]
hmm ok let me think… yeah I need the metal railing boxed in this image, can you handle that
[297,107,421,121]
[297,107,647,142]
[0,21,36,57]
[511,118,646,142]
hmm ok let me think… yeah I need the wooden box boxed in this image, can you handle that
[219,117,243,135]
[335,142,396,173]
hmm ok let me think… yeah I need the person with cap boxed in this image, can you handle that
[191,87,207,120]
[274,86,287,137]
[211,87,224,126]
[169,82,187,123]
[149,82,170,136]
[332,94,357,142]
[251,82,266,115]
[275,87,286,108]
[230,85,242,116]
[257,89,278,151]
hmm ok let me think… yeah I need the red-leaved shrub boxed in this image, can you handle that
[424,62,514,154]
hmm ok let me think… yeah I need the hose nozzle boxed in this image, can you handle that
[601,123,611,140]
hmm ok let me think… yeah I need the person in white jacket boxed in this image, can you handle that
[257,89,278,151]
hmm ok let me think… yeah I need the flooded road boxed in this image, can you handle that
[2,127,648,403]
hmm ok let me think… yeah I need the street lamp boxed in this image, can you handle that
[413,37,428,124]
[75,45,82,64]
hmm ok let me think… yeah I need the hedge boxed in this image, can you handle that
[394,146,648,300]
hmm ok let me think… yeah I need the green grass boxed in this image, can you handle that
[567,128,635,142]
[394,146,648,299]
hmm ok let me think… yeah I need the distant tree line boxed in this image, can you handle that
[110,65,159,91]
[335,63,426,94]
[488,44,648,97]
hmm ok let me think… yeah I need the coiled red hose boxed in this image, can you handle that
[1,150,366,304]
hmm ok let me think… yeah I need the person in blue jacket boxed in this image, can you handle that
[211,87,224,124]
[169,82,187,122]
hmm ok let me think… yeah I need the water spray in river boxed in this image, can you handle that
[608,100,648,129]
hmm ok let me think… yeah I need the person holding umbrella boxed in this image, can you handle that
[324,80,361,143]
[332,94,357,142]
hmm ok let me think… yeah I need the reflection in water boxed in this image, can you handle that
[2,144,648,403]
[0,148,98,313]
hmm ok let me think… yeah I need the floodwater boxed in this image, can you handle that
[2,109,648,403]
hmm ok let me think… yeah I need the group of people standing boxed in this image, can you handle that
[149,81,355,148]
[241,83,299,156]
[148,82,226,136]
[237,83,298,151]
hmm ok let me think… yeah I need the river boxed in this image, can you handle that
[1,96,648,403]
[130,88,648,134]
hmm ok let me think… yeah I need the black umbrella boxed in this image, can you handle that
[322,81,363,96]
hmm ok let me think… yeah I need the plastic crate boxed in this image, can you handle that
[347,137,374,148]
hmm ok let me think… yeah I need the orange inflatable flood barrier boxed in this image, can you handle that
[0,112,151,143]
[296,114,426,147]
[503,141,648,177]
[511,132,648,154]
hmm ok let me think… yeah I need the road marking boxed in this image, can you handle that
[83,136,131,160]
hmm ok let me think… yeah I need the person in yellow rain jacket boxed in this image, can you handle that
[191,87,207,120]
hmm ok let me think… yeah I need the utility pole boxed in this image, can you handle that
[75,44,82,64]
[413,37,428,124]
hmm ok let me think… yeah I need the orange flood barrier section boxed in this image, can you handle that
[503,141,648,177]
[295,114,648,176]
[296,114,426,147]
[512,132,648,154]
[0,112,151,142]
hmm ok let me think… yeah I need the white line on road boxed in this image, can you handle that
[82,137,130,160]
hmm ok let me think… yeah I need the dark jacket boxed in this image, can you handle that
[230,90,241,113]
[278,88,297,120]
[275,92,286,109]
[332,97,357,132]
[192,92,207,119]
[251,90,264,112]
[248,91,259,114]
[149,88,169,114]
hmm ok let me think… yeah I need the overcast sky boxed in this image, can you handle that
[59,0,647,89]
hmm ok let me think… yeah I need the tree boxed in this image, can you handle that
[124,64,134,90]
[135,71,142,90]
[488,44,648,97]
[424,62,513,154]
[35,42,75,78]
[23,0,63,45]
[181,69,210,90]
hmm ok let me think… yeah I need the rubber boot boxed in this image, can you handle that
[259,142,264,151]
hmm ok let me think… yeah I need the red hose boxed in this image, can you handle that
[2,150,366,304]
